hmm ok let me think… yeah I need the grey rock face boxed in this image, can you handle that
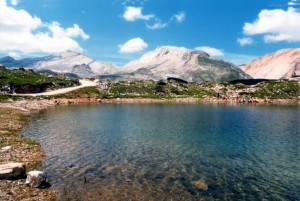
[71,64,94,78]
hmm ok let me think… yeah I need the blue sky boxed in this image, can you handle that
[0,0,300,66]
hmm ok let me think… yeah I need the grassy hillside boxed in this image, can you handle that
[0,69,79,94]
[54,79,299,100]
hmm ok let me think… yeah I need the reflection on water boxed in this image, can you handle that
[21,104,300,200]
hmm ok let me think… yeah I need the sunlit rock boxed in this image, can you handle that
[26,170,47,188]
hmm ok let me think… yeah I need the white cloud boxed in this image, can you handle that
[119,37,148,53]
[237,37,254,46]
[288,0,299,6]
[194,46,256,65]
[10,0,18,6]
[194,46,224,56]
[242,7,300,43]
[172,12,185,23]
[0,0,89,54]
[288,1,297,6]
[123,6,154,21]
[146,19,167,30]
[66,24,90,40]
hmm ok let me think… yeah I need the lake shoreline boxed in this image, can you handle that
[0,107,56,200]
[1,96,299,112]
[0,97,298,200]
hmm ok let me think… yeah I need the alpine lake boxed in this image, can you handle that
[21,103,300,200]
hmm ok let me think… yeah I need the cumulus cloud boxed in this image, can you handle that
[242,7,300,43]
[172,12,185,23]
[123,6,154,21]
[65,24,90,40]
[10,0,18,6]
[0,0,89,54]
[119,37,148,53]
[121,5,185,30]
[194,46,224,56]
[237,37,254,46]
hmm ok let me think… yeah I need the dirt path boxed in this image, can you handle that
[14,79,97,97]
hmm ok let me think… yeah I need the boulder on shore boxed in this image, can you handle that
[26,170,47,188]
[0,163,26,179]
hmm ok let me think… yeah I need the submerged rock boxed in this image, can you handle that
[26,170,47,188]
[0,163,26,179]
[192,180,208,191]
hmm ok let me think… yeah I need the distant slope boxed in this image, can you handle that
[0,55,52,67]
[0,51,118,77]
[118,46,251,82]
[241,48,300,79]
[32,51,118,76]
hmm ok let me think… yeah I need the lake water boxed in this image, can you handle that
[21,104,300,200]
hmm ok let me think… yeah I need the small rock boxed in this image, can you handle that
[26,170,47,188]
[192,180,208,191]
[0,163,26,179]
[31,192,38,197]
[1,146,12,152]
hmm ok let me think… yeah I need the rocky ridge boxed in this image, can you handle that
[241,48,300,79]
[115,46,251,82]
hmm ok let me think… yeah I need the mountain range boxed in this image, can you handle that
[1,46,299,82]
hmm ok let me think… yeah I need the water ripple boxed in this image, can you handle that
[21,104,300,200]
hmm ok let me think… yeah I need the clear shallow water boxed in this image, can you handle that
[21,104,300,200]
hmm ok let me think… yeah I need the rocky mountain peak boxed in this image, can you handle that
[241,48,300,79]
[120,46,250,82]
[131,46,191,65]
[192,50,210,58]
[56,50,86,59]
